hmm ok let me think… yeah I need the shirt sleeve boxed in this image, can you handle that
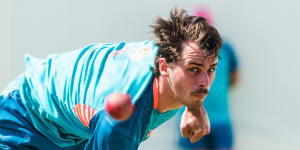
[84,111,140,150]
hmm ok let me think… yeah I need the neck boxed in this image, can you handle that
[157,77,183,113]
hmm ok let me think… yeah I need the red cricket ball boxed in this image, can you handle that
[105,93,134,121]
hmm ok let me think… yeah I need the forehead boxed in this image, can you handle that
[180,42,218,64]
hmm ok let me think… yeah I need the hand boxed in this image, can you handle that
[180,105,210,143]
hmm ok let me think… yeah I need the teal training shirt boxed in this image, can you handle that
[16,40,178,147]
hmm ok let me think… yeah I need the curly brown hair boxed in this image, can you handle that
[151,8,223,77]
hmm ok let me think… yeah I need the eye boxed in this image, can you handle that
[208,68,216,73]
[189,67,200,73]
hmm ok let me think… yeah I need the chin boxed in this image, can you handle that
[194,98,205,107]
[185,101,201,110]
[194,102,203,108]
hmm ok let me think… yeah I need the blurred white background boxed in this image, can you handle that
[1,0,300,149]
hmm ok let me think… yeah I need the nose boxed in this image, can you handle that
[198,72,209,87]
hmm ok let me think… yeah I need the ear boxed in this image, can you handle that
[159,58,169,77]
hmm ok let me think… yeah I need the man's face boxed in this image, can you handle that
[167,42,218,110]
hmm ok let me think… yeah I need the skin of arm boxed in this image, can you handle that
[180,105,210,143]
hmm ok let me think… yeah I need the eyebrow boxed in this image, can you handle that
[211,63,218,67]
[189,62,218,67]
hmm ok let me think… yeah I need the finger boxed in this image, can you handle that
[204,127,210,135]
[180,126,190,138]
[189,130,205,143]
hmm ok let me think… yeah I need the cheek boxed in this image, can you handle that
[173,68,187,80]
[173,72,190,91]
[209,73,216,86]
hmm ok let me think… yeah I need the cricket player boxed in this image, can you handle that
[0,8,222,150]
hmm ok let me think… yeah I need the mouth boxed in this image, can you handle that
[192,93,207,100]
